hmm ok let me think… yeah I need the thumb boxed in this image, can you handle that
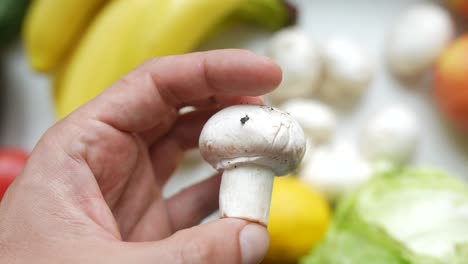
[129,218,269,264]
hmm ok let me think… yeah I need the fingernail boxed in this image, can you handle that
[239,223,270,264]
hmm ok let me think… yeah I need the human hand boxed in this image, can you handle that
[0,50,282,264]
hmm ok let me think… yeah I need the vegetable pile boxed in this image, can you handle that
[301,168,468,264]
[257,1,468,263]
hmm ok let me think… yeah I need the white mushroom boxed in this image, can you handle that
[300,140,373,202]
[320,37,374,104]
[360,105,419,166]
[266,27,322,104]
[279,98,337,144]
[199,105,306,225]
[386,3,454,79]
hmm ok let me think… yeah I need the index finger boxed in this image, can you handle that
[72,49,282,133]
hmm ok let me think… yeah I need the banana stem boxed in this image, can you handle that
[229,0,297,31]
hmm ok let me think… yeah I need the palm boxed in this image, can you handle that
[87,112,214,242]
[95,128,173,241]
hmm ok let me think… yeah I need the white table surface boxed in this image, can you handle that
[1,0,467,199]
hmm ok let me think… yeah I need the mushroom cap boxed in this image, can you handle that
[266,27,322,103]
[360,105,419,165]
[387,3,454,78]
[199,105,306,176]
[300,140,373,201]
[321,36,373,100]
[279,98,337,144]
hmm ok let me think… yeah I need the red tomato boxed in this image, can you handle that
[0,148,28,201]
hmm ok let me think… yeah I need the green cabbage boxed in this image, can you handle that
[300,168,468,264]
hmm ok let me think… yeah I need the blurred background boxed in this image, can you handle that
[1,0,468,263]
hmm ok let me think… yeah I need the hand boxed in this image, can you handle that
[0,50,282,264]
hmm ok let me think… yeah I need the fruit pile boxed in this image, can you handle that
[21,0,294,119]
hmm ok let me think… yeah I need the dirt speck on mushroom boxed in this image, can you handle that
[240,115,250,125]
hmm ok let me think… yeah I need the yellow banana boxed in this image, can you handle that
[55,0,157,117]
[23,0,109,73]
[127,0,243,66]
[55,0,243,119]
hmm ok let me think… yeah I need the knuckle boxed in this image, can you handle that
[116,74,136,88]
[180,239,213,264]
[144,56,161,66]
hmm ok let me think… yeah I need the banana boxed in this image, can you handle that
[128,0,243,66]
[55,0,243,119]
[54,0,157,117]
[23,0,109,73]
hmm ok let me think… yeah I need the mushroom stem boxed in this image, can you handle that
[219,164,275,225]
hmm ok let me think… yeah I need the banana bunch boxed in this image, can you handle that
[23,0,294,119]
